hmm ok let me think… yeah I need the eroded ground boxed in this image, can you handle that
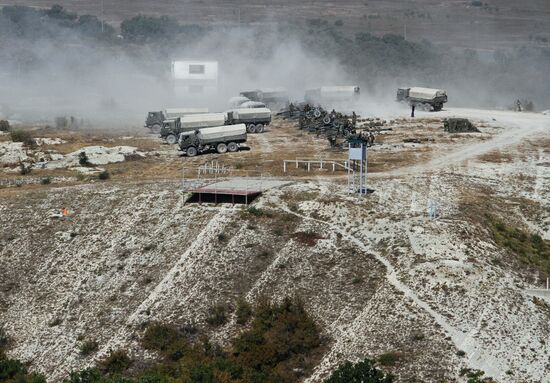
[1,108,549,382]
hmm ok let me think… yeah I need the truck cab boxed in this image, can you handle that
[396,88,410,102]
[145,111,165,133]
[160,118,182,144]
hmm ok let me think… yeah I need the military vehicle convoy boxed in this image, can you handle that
[178,124,247,157]
[145,108,209,133]
[161,113,227,144]
[161,108,272,144]
[397,87,448,111]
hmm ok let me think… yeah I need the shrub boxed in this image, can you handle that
[98,170,110,180]
[142,323,180,352]
[19,162,31,175]
[79,152,90,166]
[10,129,34,146]
[488,216,550,275]
[40,177,51,185]
[217,233,228,242]
[377,352,401,366]
[79,339,99,356]
[99,350,132,374]
[247,206,264,217]
[0,120,9,132]
[324,358,394,383]
[235,299,252,325]
[0,325,8,349]
[0,357,47,383]
[206,304,228,327]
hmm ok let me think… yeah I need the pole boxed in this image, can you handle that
[101,0,104,33]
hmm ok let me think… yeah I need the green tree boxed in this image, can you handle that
[324,358,394,383]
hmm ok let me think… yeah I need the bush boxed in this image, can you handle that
[19,162,31,175]
[247,206,264,217]
[488,216,550,275]
[0,120,9,132]
[206,304,228,327]
[235,299,252,325]
[99,350,132,374]
[78,152,90,166]
[324,358,394,383]
[79,339,99,356]
[40,177,51,185]
[142,323,180,352]
[10,130,34,146]
[98,170,110,180]
[0,325,8,349]
[377,352,401,366]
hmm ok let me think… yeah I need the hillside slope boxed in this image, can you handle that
[1,150,548,382]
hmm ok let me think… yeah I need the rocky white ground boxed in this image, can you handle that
[0,108,549,382]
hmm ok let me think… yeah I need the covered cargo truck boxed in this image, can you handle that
[396,87,447,111]
[239,88,288,110]
[178,124,247,157]
[226,107,272,133]
[305,86,360,106]
[161,112,227,144]
[145,108,209,133]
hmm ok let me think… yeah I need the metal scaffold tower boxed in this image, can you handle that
[347,137,369,195]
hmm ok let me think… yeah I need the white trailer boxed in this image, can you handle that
[179,124,247,157]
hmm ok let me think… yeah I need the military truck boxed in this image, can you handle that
[397,87,447,111]
[305,86,360,106]
[161,113,227,144]
[226,107,272,133]
[178,124,247,157]
[239,88,288,110]
[145,108,209,133]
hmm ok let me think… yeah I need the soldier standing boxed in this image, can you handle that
[411,104,416,118]
[516,99,522,112]
[352,111,357,127]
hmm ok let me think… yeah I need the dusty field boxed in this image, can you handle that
[2,0,550,49]
[1,108,549,382]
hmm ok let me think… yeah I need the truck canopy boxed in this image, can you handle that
[228,96,250,108]
[165,108,209,118]
[180,113,227,128]
[408,87,447,100]
[229,108,272,120]
[197,124,247,141]
[240,101,266,109]
[320,86,360,98]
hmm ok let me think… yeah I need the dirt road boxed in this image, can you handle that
[380,108,550,176]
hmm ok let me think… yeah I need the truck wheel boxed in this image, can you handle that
[255,124,265,133]
[151,124,161,134]
[247,124,256,134]
[186,146,198,157]
[227,142,238,152]
[323,116,331,124]
[166,134,177,145]
[217,143,228,154]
